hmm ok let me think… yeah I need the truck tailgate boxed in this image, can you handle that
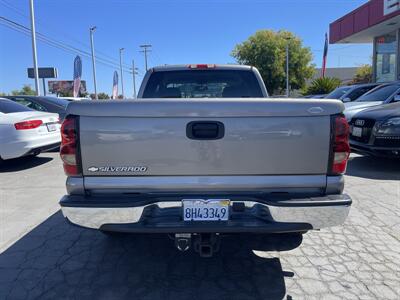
[70,99,343,177]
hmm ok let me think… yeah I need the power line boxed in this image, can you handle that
[0,1,136,70]
[0,16,138,73]
[0,0,131,69]
[0,19,118,69]
[146,45,162,66]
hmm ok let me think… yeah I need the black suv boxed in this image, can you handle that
[349,102,400,158]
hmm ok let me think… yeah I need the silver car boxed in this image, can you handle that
[344,82,400,120]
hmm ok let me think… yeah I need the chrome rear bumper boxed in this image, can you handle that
[60,194,351,233]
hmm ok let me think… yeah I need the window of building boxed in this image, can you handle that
[375,32,397,83]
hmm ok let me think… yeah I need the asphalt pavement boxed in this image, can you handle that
[0,152,399,300]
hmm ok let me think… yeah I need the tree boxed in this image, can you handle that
[57,89,88,98]
[232,30,315,94]
[351,64,372,84]
[57,90,73,97]
[0,92,6,96]
[89,93,110,100]
[80,91,89,98]
[11,84,36,96]
[96,93,110,100]
[303,77,341,96]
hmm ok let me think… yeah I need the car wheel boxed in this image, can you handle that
[30,151,40,157]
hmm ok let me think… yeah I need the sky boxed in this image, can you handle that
[0,0,372,97]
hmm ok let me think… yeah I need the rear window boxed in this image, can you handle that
[356,84,400,102]
[0,99,33,113]
[41,97,69,108]
[346,85,378,101]
[325,87,351,99]
[142,70,264,98]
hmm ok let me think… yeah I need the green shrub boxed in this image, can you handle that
[351,64,372,84]
[303,77,341,96]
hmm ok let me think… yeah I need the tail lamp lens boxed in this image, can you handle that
[14,120,43,130]
[331,115,350,175]
[60,116,81,176]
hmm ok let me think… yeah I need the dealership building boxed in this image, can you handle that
[330,0,400,82]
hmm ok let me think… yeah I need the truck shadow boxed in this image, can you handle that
[0,211,302,300]
[346,155,400,180]
[0,156,53,173]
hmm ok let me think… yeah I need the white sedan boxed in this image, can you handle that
[0,98,61,161]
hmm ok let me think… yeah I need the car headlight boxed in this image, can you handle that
[376,117,400,135]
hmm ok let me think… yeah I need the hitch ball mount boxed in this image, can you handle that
[174,233,221,257]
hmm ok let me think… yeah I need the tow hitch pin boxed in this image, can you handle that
[175,233,191,251]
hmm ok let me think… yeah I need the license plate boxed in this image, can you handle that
[46,123,57,132]
[352,126,362,137]
[182,199,230,221]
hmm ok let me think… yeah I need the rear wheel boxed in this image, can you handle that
[296,230,308,235]
[29,151,41,157]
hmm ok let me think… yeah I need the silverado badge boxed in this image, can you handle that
[88,166,148,173]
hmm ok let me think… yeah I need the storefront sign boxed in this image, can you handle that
[384,0,400,15]
[27,67,58,79]
[48,80,87,95]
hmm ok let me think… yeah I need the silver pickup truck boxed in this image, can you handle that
[59,64,352,257]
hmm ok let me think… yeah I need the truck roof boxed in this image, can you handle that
[151,64,254,72]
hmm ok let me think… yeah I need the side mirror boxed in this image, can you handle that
[342,97,351,103]
[394,95,400,102]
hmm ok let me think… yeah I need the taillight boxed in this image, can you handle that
[60,115,81,176]
[14,120,43,130]
[330,115,350,175]
[187,64,216,69]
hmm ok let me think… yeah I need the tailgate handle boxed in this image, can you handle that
[187,121,225,140]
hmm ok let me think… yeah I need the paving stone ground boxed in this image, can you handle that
[0,153,399,300]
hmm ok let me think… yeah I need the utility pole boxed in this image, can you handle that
[131,59,138,99]
[119,48,125,98]
[89,26,98,99]
[140,44,152,71]
[29,0,40,96]
[285,40,290,98]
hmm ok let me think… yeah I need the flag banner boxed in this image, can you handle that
[322,33,328,78]
[112,71,118,99]
[73,56,82,97]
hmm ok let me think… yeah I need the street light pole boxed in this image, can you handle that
[42,78,46,96]
[119,48,125,98]
[29,0,40,96]
[286,42,290,98]
[132,59,137,99]
[89,26,98,100]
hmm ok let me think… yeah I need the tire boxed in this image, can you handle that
[29,151,40,157]
[296,230,308,235]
